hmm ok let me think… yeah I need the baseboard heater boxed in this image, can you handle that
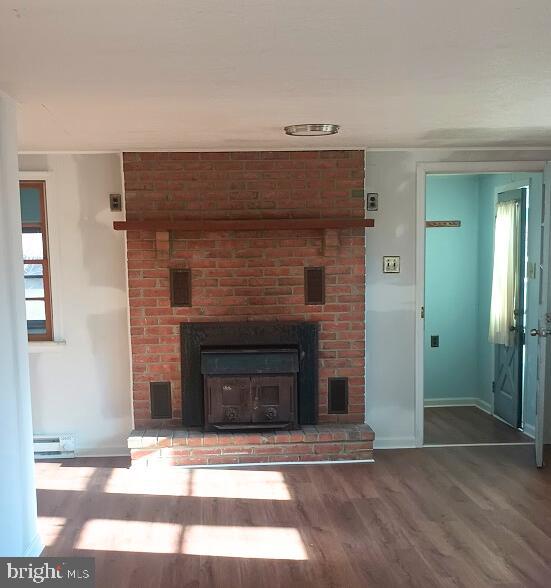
[33,434,76,459]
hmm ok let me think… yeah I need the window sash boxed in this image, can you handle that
[20,181,53,341]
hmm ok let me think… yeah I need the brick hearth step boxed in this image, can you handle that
[128,424,374,467]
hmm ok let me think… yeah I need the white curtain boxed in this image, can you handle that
[489,200,520,346]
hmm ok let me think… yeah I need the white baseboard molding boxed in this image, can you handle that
[24,533,43,557]
[523,423,535,439]
[424,397,492,414]
[374,437,417,449]
[131,459,376,469]
[476,399,492,414]
[424,442,533,448]
[186,459,376,469]
[76,446,130,458]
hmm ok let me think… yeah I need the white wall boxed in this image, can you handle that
[18,153,132,455]
[365,149,551,448]
[0,93,40,556]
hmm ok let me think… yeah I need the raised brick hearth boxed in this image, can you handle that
[128,424,374,467]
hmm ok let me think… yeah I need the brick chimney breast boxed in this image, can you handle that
[123,150,366,429]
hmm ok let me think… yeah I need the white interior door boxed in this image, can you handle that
[532,162,551,467]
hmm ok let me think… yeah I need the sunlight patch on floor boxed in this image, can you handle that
[35,463,292,500]
[182,525,308,560]
[35,465,98,491]
[76,520,182,554]
[103,468,292,500]
[37,516,67,547]
[74,520,308,560]
[188,469,292,500]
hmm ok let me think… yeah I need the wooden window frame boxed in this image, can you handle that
[21,180,53,341]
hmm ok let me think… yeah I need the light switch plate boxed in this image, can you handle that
[110,193,122,212]
[383,256,400,273]
[367,192,379,211]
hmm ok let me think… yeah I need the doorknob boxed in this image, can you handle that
[530,328,551,337]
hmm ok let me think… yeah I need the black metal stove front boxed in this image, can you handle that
[201,348,298,431]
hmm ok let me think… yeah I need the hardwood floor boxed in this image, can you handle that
[424,406,533,445]
[35,446,551,587]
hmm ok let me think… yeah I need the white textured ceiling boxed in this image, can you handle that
[2,0,551,151]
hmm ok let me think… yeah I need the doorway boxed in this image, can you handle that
[421,172,540,446]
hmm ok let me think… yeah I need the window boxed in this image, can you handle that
[20,181,53,341]
[489,200,520,346]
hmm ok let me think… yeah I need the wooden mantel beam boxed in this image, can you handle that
[113,218,375,232]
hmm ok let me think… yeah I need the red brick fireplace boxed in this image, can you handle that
[121,150,373,465]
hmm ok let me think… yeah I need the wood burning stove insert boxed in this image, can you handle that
[201,348,298,430]
[181,322,318,428]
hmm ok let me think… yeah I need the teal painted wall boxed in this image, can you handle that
[425,172,542,435]
[424,175,480,401]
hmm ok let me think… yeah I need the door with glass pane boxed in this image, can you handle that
[20,181,52,340]
[491,188,527,427]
